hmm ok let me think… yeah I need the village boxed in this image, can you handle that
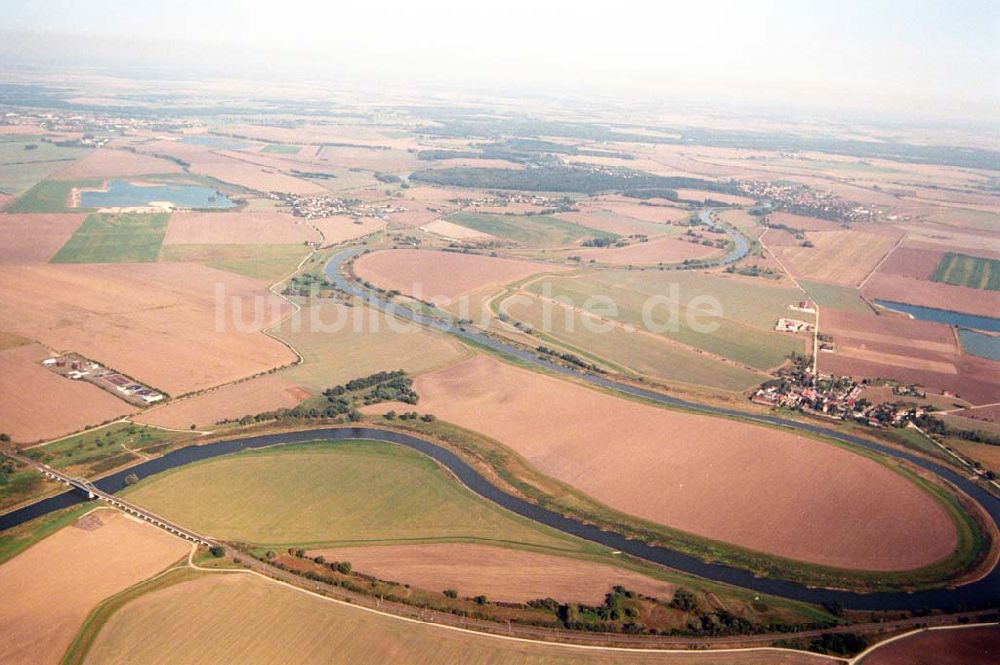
[268,191,408,220]
[738,179,894,223]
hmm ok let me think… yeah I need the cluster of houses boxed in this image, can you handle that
[752,377,930,428]
[269,192,407,221]
[42,355,164,406]
[2,110,188,143]
[450,193,568,208]
[738,180,891,223]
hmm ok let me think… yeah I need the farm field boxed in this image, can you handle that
[408,355,958,570]
[4,178,100,213]
[312,542,677,604]
[445,211,615,246]
[798,280,872,314]
[874,246,945,280]
[571,235,718,265]
[766,212,842,232]
[858,625,1000,665]
[770,228,901,286]
[123,440,592,552]
[931,252,1000,290]
[819,309,1000,405]
[501,293,767,391]
[80,573,833,665]
[310,214,385,245]
[524,271,806,369]
[589,199,692,224]
[50,148,184,180]
[353,248,566,304]
[419,218,493,240]
[863,272,1000,319]
[0,136,89,196]
[158,243,309,280]
[51,212,169,263]
[674,189,755,205]
[163,210,319,245]
[0,262,295,395]
[133,375,309,430]
[37,422,187,476]
[0,343,134,443]
[271,301,469,392]
[0,213,88,263]
[260,143,301,154]
[555,208,672,236]
[0,508,189,665]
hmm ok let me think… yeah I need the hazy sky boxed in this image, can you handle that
[1,0,997,120]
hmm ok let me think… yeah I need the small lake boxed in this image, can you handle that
[180,135,254,151]
[874,299,1000,360]
[80,180,236,209]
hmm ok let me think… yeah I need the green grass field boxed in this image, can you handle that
[158,243,309,281]
[0,138,89,197]
[35,422,188,477]
[51,212,169,263]
[446,211,616,246]
[122,440,592,552]
[931,252,1000,291]
[799,280,873,314]
[260,144,302,154]
[4,178,100,213]
[525,271,805,370]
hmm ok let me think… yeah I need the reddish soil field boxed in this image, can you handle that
[820,310,999,405]
[353,249,564,305]
[311,544,676,604]
[574,236,717,265]
[0,508,189,665]
[163,211,319,245]
[0,343,135,442]
[875,246,944,280]
[310,215,384,246]
[134,375,309,430]
[767,212,842,232]
[406,355,958,570]
[0,213,88,263]
[0,263,296,396]
[859,625,1000,665]
[51,149,184,179]
[863,273,1000,319]
[953,404,1000,424]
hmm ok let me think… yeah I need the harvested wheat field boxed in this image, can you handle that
[353,249,565,305]
[419,218,493,240]
[163,211,319,245]
[51,149,183,179]
[766,212,842,232]
[863,273,1000,319]
[0,213,87,263]
[675,189,755,206]
[574,236,717,265]
[271,302,469,392]
[771,228,902,286]
[0,509,189,665]
[310,215,384,245]
[408,355,958,570]
[82,573,831,665]
[819,310,999,405]
[556,208,669,236]
[859,625,1000,665]
[0,263,295,396]
[385,202,447,227]
[0,343,134,442]
[591,199,691,224]
[134,375,309,430]
[311,543,676,604]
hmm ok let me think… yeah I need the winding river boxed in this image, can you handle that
[2,240,997,613]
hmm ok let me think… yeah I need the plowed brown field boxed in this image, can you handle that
[859,625,1000,665]
[310,543,675,604]
[0,263,295,395]
[0,213,88,263]
[408,355,958,570]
